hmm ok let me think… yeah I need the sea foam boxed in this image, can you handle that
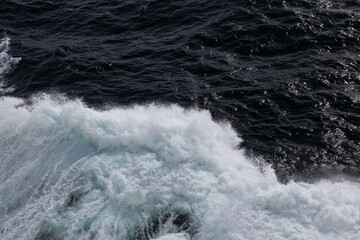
[0,95,359,240]
[0,37,20,94]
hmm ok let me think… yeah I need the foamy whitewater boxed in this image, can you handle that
[0,37,20,94]
[0,95,359,240]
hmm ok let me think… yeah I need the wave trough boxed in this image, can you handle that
[0,95,359,239]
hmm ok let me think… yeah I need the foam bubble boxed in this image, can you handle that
[154,233,190,240]
[0,95,359,239]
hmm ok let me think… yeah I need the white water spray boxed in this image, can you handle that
[0,95,359,240]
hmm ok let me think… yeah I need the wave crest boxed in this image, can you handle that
[0,95,359,239]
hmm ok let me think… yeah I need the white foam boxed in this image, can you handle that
[0,37,20,93]
[154,233,190,240]
[0,95,359,239]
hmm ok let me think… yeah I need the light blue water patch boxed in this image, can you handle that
[0,95,359,240]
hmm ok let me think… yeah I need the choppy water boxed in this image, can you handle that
[0,0,360,239]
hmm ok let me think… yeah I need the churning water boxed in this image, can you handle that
[0,0,360,239]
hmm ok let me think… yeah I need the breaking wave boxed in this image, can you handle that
[0,95,359,239]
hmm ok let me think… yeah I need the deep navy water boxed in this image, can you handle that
[0,0,360,239]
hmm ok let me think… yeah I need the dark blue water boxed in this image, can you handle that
[1,0,360,239]
[2,0,359,180]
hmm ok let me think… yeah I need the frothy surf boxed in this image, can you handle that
[0,95,359,240]
[0,37,20,94]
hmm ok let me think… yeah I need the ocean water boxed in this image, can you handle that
[0,0,360,239]
[0,37,20,93]
[1,96,359,239]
